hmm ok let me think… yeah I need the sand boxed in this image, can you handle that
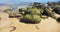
[0,12,60,32]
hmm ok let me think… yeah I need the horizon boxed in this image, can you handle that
[0,0,60,10]
[0,0,60,4]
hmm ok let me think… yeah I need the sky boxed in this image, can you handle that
[0,0,60,4]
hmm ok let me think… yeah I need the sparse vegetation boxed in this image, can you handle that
[4,9,12,14]
[1,1,60,24]
[20,14,41,24]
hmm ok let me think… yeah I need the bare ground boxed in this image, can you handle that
[0,12,60,32]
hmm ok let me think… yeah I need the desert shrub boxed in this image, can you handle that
[20,14,41,24]
[4,9,12,14]
[56,17,60,23]
[53,8,60,15]
[27,7,43,15]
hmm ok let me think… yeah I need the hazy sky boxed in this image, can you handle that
[0,0,60,4]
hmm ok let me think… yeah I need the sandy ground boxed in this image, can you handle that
[0,12,60,32]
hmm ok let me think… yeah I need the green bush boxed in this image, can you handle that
[28,7,43,15]
[32,15,41,23]
[21,14,41,24]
